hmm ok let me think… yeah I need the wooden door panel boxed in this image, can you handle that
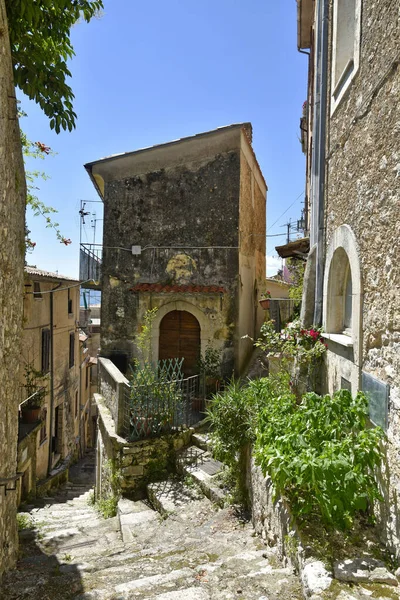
[159,310,200,376]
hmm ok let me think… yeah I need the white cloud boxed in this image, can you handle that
[266,255,283,278]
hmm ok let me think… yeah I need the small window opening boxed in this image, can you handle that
[34,282,42,299]
[69,332,75,368]
[68,288,73,314]
[41,328,51,373]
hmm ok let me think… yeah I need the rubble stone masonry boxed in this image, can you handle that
[0,0,26,577]
[324,0,400,555]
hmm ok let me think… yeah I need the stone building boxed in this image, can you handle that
[0,2,27,576]
[297,0,400,556]
[84,124,267,378]
[18,268,94,502]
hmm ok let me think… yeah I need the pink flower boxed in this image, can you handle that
[35,141,51,154]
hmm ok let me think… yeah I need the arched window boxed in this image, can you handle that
[323,225,362,362]
[325,247,353,336]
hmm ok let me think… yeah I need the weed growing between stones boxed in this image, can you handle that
[16,513,33,530]
[95,459,121,518]
[96,495,119,519]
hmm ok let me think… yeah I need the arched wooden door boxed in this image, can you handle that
[159,310,200,376]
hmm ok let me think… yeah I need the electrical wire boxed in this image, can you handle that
[25,279,95,294]
[267,191,304,232]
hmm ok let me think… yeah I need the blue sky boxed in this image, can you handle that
[22,0,307,279]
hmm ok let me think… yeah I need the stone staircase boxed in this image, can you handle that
[0,444,303,600]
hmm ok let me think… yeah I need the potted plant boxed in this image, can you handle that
[21,365,47,423]
[259,290,272,309]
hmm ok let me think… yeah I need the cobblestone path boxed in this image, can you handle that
[0,451,303,600]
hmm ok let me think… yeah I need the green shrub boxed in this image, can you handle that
[255,389,385,529]
[206,374,292,504]
[96,495,118,519]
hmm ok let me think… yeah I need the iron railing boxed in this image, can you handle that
[124,374,206,441]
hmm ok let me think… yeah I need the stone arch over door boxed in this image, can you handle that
[159,310,200,376]
[150,300,214,370]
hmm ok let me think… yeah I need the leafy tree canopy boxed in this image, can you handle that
[6,0,103,133]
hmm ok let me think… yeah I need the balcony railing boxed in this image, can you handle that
[19,386,46,409]
[80,243,102,289]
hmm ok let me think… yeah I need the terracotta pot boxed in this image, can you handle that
[21,407,41,423]
[259,298,270,309]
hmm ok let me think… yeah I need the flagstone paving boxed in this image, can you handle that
[0,451,303,600]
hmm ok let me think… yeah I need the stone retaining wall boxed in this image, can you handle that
[95,393,193,499]
[246,449,300,568]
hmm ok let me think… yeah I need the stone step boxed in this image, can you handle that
[147,478,204,516]
[191,432,212,451]
[117,497,159,544]
[177,446,226,507]
[1,451,306,600]
[79,550,299,599]
[154,588,210,600]
[114,566,193,595]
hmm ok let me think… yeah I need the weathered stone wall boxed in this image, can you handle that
[238,144,267,372]
[324,0,400,556]
[0,0,27,577]
[95,393,192,499]
[100,149,241,375]
[22,272,81,472]
[17,426,40,505]
[94,127,267,378]
[246,451,296,564]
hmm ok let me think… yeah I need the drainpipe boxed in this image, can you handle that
[48,282,62,475]
[312,0,329,326]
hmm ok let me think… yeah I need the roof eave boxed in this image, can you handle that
[297,0,313,50]
[275,237,310,259]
